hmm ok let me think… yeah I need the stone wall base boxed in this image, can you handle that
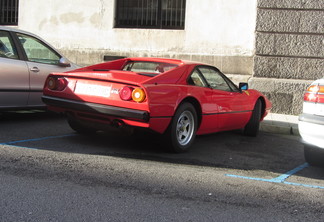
[249,77,313,115]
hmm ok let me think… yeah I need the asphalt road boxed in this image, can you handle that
[0,111,323,221]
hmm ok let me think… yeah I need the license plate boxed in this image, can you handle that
[75,82,111,98]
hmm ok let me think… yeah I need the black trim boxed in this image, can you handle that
[103,55,126,61]
[150,110,252,119]
[202,110,252,116]
[42,95,150,122]
[0,89,42,93]
[299,113,324,126]
[150,115,172,119]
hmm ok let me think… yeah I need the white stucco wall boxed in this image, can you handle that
[18,0,257,73]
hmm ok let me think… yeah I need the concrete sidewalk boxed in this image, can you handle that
[260,113,300,136]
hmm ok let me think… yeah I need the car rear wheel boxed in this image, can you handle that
[165,103,197,153]
[243,99,261,137]
[304,144,324,168]
[67,116,97,134]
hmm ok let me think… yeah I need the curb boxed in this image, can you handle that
[260,114,300,136]
[260,121,300,136]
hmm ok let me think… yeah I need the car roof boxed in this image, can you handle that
[0,26,41,38]
[0,26,64,57]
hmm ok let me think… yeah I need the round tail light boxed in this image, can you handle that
[119,86,133,101]
[132,88,146,103]
[47,77,57,90]
[47,77,68,91]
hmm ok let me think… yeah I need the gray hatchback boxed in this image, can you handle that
[0,26,78,110]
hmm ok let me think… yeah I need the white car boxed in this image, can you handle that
[298,78,324,167]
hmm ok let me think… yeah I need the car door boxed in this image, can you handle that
[0,30,29,108]
[197,66,251,131]
[15,33,74,106]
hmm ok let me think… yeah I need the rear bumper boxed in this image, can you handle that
[42,95,150,122]
[299,113,324,149]
[299,113,324,125]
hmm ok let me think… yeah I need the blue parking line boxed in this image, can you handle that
[270,162,309,183]
[226,163,324,189]
[0,134,76,146]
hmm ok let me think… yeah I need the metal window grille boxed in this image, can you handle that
[115,0,186,30]
[0,0,19,25]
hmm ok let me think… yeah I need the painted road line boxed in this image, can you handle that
[226,163,324,189]
[0,134,76,145]
[270,162,309,183]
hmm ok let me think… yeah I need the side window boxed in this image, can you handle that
[188,69,207,87]
[0,31,18,59]
[16,33,61,65]
[198,67,232,92]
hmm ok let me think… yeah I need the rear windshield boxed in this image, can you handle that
[123,61,178,76]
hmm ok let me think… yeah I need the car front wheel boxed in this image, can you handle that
[165,103,197,153]
[243,99,262,137]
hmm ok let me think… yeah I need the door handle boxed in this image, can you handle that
[30,67,40,73]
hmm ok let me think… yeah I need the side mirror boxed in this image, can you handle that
[58,57,71,67]
[239,82,248,91]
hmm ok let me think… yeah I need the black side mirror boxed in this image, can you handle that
[239,82,248,91]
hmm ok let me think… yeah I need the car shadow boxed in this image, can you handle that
[1,111,323,182]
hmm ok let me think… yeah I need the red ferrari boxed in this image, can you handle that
[42,57,271,152]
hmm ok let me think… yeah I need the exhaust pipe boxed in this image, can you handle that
[111,119,125,128]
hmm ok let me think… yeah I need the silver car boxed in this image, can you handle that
[299,78,324,167]
[0,26,78,110]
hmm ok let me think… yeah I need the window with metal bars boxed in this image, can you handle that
[0,0,19,25]
[115,0,186,30]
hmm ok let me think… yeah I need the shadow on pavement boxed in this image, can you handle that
[1,111,323,182]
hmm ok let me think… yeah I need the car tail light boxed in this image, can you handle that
[119,86,133,101]
[304,84,324,104]
[119,86,146,103]
[132,88,146,103]
[47,77,68,91]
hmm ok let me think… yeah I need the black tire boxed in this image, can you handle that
[165,103,197,153]
[67,116,97,134]
[304,144,324,168]
[243,99,262,137]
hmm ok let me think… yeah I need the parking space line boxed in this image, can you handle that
[270,163,309,183]
[0,134,76,146]
[226,163,324,189]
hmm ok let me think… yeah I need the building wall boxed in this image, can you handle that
[18,0,257,79]
[250,0,324,115]
[17,0,323,115]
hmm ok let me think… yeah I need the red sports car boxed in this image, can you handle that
[42,57,271,152]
